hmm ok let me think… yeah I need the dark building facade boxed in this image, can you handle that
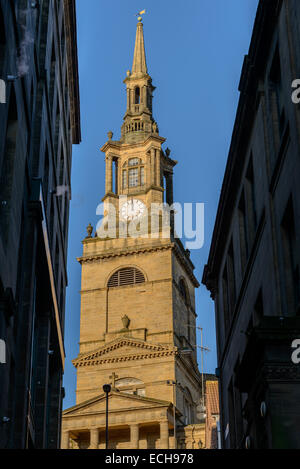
[203,0,300,449]
[0,0,80,448]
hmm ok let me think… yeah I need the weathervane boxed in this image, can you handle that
[136,9,146,22]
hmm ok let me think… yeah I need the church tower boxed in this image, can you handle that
[62,17,205,450]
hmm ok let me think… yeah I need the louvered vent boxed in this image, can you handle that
[108,267,145,288]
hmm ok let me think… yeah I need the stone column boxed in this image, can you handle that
[127,88,130,110]
[155,149,161,187]
[90,428,99,449]
[159,421,169,449]
[115,159,118,194]
[61,430,70,449]
[150,148,156,186]
[130,423,139,449]
[105,155,113,194]
[146,152,151,188]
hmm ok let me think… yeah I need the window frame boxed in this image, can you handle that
[122,157,145,190]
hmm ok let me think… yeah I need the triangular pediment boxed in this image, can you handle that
[63,391,170,417]
[73,337,176,368]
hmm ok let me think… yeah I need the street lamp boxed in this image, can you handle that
[103,384,111,449]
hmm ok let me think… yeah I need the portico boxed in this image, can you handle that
[61,390,174,449]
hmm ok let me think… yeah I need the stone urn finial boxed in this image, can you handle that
[86,223,93,238]
[107,130,113,141]
[121,315,130,330]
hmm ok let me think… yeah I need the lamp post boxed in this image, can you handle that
[103,384,111,449]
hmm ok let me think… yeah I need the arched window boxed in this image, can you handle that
[122,158,145,189]
[179,278,190,305]
[108,267,145,288]
[135,87,140,104]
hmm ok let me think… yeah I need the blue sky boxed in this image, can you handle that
[63,0,259,409]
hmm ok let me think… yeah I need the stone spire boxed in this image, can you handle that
[121,18,158,144]
[132,19,148,77]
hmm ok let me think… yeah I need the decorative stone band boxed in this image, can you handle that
[77,243,199,288]
[72,338,178,368]
[73,350,177,368]
[77,244,172,264]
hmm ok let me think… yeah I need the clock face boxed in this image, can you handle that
[121,199,146,221]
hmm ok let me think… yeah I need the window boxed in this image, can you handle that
[135,87,140,104]
[147,89,152,111]
[129,158,139,166]
[122,158,145,189]
[108,267,145,287]
[129,168,138,187]
[140,167,145,185]
[179,278,189,305]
